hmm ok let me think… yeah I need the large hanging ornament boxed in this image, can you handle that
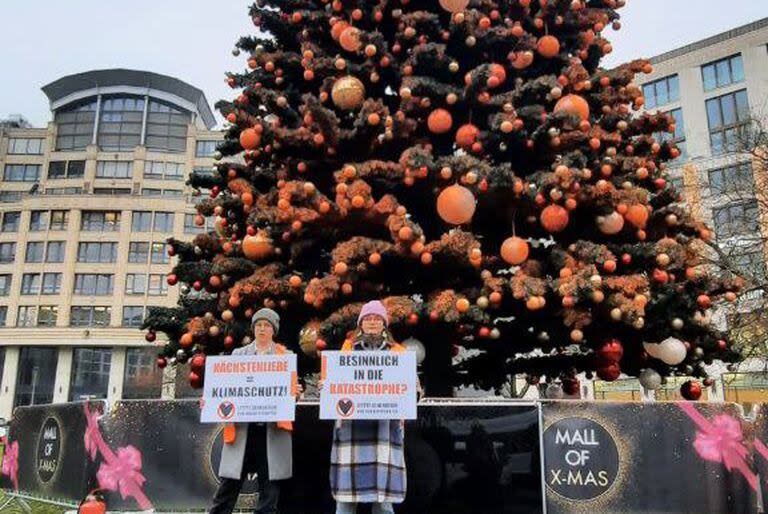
[639,368,662,390]
[540,205,569,233]
[554,94,590,121]
[597,211,624,235]
[455,123,480,149]
[658,337,687,366]
[239,128,261,150]
[403,337,426,364]
[242,230,274,260]
[339,26,362,52]
[299,319,322,356]
[332,76,366,110]
[626,204,650,229]
[643,341,661,358]
[427,108,453,134]
[537,35,561,58]
[439,0,470,13]
[500,236,529,265]
[437,184,476,225]
[680,380,702,401]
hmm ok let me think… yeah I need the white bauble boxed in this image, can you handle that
[639,368,662,390]
[643,341,661,358]
[403,337,426,364]
[658,337,687,366]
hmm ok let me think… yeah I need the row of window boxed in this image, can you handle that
[643,54,744,110]
[3,160,192,182]
[5,136,219,159]
[12,345,164,406]
[0,240,170,266]
[0,305,146,329]
[0,211,204,239]
[0,272,169,296]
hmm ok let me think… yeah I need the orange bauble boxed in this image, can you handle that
[331,21,350,41]
[439,0,470,13]
[428,108,453,134]
[455,123,480,149]
[331,76,366,110]
[540,205,569,233]
[501,236,530,265]
[625,204,650,229]
[554,94,590,121]
[239,128,261,150]
[489,63,507,87]
[242,231,274,260]
[339,26,362,52]
[437,184,476,225]
[537,35,561,58]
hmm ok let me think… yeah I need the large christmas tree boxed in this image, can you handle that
[144,0,742,398]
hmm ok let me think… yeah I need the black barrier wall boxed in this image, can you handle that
[4,400,543,513]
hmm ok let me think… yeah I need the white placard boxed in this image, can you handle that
[201,354,296,423]
[320,351,417,420]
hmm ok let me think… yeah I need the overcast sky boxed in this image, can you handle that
[1,1,765,127]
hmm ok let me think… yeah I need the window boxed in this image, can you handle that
[702,54,745,91]
[663,109,687,161]
[14,347,58,407]
[154,212,174,232]
[0,192,22,203]
[29,211,48,231]
[151,242,169,264]
[2,212,20,232]
[713,201,759,239]
[45,187,82,196]
[123,347,163,399]
[93,188,131,196]
[70,306,112,327]
[643,75,679,110]
[70,348,112,401]
[145,100,190,153]
[727,251,766,283]
[148,274,168,296]
[0,306,6,326]
[0,275,11,296]
[128,242,149,263]
[125,274,147,295]
[706,90,750,155]
[20,273,41,295]
[17,306,37,327]
[145,161,184,180]
[45,241,66,263]
[708,162,754,196]
[4,164,41,182]
[122,306,145,327]
[96,161,132,179]
[143,188,162,196]
[48,160,85,179]
[50,210,69,231]
[97,96,144,151]
[0,243,16,263]
[196,140,218,157]
[184,213,206,234]
[81,211,121,232]
[55,99,97,151]
[37,306,58,327]
[132,211,152,232]
[162,189,183,198]
[25,242,44,263]
[77,242,117,263]
[73,274,114,295]
[41,273,62,295]
[7,138,43,155]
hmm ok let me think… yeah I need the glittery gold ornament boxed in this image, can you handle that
[331,76,366,110]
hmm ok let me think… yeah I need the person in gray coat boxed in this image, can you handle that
[208,308,299,514]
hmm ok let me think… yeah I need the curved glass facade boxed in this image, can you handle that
[54,99,97,151]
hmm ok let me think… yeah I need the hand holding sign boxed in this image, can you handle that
[319,351,418,420]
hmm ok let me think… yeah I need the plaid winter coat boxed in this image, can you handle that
[329,338,407,503]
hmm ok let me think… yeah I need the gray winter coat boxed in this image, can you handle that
[217,342,294,480]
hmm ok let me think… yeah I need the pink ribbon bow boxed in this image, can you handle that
[2,439,19,490]
[96,446,147,499]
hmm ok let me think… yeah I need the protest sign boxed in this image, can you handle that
[201,354,296,423]
[320,350,417,420]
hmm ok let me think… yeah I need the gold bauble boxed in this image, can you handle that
[331,76,366,110]
[439,0,470,13]
[299,319,323,356]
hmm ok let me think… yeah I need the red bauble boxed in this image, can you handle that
[455,123,480,149]
[145,331,156,342]
[189,371,204,389]
[597,363,621,382]
[554,94,590,121]
[190,354,206,373]
[193,281,203,291]
[167,274,178,286]
[562,378,580,396]
[540,205,569,233]
[598,339,624,362]
[680,380,702,401]
[427,108,453,134]
[156,357,167,369]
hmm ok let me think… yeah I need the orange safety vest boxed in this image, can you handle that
[223,343,296,444]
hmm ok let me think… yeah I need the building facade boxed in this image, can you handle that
[0,70,223,419]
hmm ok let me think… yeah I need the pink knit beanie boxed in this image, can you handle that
[357,300,389,327]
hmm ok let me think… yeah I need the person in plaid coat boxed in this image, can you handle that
[327,300,413,514]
